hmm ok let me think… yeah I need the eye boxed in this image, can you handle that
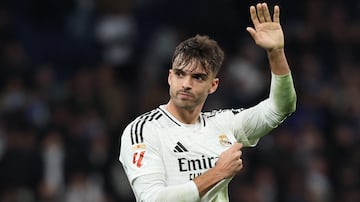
[175,70,185,77]
[193,74,207,81]
[175,71,184,77]
[195,76,204,81]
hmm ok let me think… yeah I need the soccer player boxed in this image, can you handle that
[119,2,296,201]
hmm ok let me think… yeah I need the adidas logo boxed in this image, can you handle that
[173,141,188,153]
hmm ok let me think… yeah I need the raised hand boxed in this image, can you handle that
[246,3,284,51]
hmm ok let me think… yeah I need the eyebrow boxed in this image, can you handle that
[192,73,209,79]
[173,68,208,77]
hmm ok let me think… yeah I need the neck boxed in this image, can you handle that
[165,101,203,124]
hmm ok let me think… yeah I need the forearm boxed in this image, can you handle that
[193,166,225,197]
[269,72,296,114]
[266,47,296,113]
[133,166,227,201]
[267,48,290,75]
[236,72,296,143]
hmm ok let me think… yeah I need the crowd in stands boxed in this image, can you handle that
[0,0,359,201]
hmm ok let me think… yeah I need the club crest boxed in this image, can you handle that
[218,134,232,147]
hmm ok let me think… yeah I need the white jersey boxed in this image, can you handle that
[120,100,287,201]
[120,73,296,201]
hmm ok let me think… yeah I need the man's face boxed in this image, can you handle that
[168,60,219,110]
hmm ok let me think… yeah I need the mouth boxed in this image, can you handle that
[178,91,193,98]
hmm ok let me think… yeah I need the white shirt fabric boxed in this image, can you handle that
[119,73,296,202]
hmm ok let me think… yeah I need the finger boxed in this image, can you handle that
[249,5,259,27]
[233,150,242,160]
[256,3,266,23]
[246,27,257,41]
[233,151,242,161]
[262,3,272,22]
[231,142,243,150]
[273,5,280,23]
[236,159,243,171]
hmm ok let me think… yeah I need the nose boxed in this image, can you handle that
[182,76,192,90]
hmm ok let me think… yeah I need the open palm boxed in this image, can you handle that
[246,3,284,51]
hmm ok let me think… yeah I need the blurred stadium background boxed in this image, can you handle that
[0,0,359,201]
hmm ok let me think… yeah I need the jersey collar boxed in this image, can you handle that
[159,105,205,128]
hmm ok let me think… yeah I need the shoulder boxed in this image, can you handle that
[121,108,164,145]
[201,108,245,127]
[125,108,163,132]
[130,108,164,128]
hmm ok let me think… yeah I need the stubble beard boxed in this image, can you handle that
[170,89,206,111]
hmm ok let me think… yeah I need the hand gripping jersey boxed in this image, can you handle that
[120,73,296,202]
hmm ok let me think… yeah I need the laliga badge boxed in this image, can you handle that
[132,143,146,150]
[218,134,232,147]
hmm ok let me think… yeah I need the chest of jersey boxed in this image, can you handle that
[157,124,236,184]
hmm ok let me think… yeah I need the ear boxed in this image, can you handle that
[208,78,219,94]
[168,69,172,85]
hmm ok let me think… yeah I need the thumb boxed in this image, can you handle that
[246,27,257,40]
[231,142,243,150]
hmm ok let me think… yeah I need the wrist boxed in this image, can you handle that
[192,166,226,197]
[267,47,284,56]
[267,48,290,75]
[210,166,227,180]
